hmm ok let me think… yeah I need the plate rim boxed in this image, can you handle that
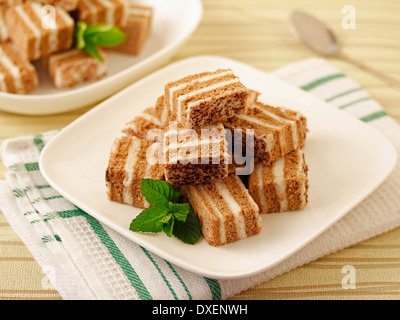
[39,55,398,279]
[0,0,203,115]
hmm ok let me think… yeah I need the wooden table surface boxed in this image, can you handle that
[1,0,400,300]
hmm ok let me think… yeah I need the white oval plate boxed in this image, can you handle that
[0,0,202,115]
[39,55,397,279]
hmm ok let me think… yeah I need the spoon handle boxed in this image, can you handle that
[338,52,400,91]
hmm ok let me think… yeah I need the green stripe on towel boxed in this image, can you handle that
[325,87,363,102]
[204,278,222,300]
[301,73,345,91]
[338,96,372,109]
[360,110,388,123]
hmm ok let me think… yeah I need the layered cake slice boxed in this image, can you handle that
[165,69,249,129]
[111,4,153,56]
[6,2,74,60]
[248,149,308,214]
[180,175,262,246]
[43,48,108,88]
[105,135,164,209]
[0,42,39,94]
[78,0,125,25]
[163,123,230,186]
[122,106,163,139]
[225,101,307,164]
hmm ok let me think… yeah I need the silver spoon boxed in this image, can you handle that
[289,10,400,91]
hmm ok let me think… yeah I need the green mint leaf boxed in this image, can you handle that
[75,22,126,62]
[140,179,180,205]
[75,21,87,50]
[83,42,104,62]
[168,202,189,222]
[86,24,127,47]
[129,206,170,233]
[162,218,174,237]
[172,204,201,245]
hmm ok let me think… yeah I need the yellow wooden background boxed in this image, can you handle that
[1,0,400,299]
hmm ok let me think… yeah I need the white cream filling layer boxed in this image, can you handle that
[272,157,287,211]
[97,0,116,24]
[215,181,247,239]
[0,11,8,41]
[31,3,58,53]
[122,138,142,205]
[200,186,227,245]
[138,112,162,126]
[0,73,7,92]
[81,0,98,24]
[256,163,269,214]
[126,7,152,17]
[297,151,307,207]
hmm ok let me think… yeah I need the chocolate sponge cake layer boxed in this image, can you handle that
[165,69,249,129]
[225,101,307,164]
[249,149,308,214]
[0,42,38,93]
[180,175,262,246]
[106,135,164,209]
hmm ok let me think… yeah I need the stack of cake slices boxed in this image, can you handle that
[106,68,310,246]
[0,0,153,94]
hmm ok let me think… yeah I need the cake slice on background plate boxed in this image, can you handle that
[6,2,74,61]
[0,42,38,94]
[42,48,108,88]
[111,3,153,56]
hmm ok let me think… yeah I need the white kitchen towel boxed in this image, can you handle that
[1,57,399,300]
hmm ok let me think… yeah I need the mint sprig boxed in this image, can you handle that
[129,179,201,245]
[75,21,127,62]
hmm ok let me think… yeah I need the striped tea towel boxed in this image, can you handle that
[1,57,400,300]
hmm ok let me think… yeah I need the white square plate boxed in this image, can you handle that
[0,0,202,115]
[39,55,397,279]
